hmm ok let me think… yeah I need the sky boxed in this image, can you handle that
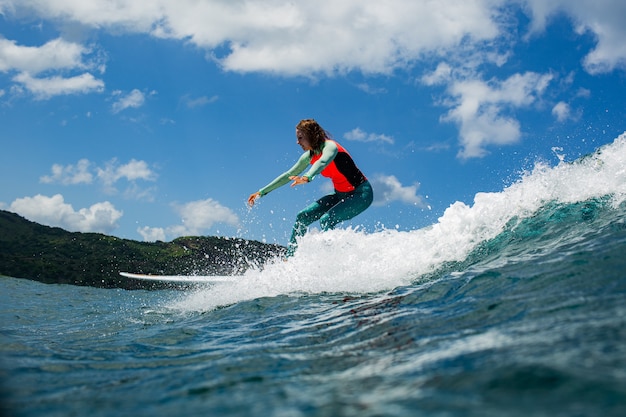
[0,0,625,246]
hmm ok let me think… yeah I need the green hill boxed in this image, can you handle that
[0,210,284,289]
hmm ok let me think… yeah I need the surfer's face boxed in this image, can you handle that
[296,129,313,151]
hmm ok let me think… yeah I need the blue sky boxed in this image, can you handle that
[1,0,625,245]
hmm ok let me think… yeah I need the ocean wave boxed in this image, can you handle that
[174,132,626,312]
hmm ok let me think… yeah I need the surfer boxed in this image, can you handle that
[248,119,374,257]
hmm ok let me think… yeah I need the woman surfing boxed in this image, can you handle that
[248,119,374,257]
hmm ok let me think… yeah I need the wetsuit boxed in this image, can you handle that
[258,140,373,256]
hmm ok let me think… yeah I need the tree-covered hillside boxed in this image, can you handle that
[0,210,284,289]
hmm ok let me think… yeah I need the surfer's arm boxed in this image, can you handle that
[302,140,338,181]
[257,152,312,196]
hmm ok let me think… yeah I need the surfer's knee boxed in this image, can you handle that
[295,208,317,227]
[295,209,307,222]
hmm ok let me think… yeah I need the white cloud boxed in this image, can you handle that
[9,194,122,233]
[97,158,157,187]
[12,72,104,100]
[137,226,167,242]
[111,89,146,113]
[369,174,427,208]
[3,1,625,78]
[552,101,570,122]
[97,159,158,200]
[0,37,105,98]
[0,37,88,73]
[112,159,156,182]
[41,158,158,200]
[521,0,626,74]
[0,0,163,30]
[138,198,240,241]
[199,1,501,75]
[40,158,93,185]
[438,71,553,159]
[173,198,240,235]
[422,62,453,86]
[343,127,394,144]
[2,0,624,159]
[1,0,502,76]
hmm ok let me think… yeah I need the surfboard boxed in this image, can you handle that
[119,271,238,284]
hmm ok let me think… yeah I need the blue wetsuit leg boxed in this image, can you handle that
[286,180,373,256]
[319,180,373,230]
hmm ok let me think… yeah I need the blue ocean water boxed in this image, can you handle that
[2,133,626,417]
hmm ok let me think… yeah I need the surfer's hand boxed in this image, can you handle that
[289,176,309,187]
[248,192,260,207]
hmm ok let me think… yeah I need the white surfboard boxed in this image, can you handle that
[119,271,238,284]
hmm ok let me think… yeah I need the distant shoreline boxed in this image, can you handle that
[0,210,284,290]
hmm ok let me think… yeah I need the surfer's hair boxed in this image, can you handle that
[296,119,330,152]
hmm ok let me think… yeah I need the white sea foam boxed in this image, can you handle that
[174,132,626,311]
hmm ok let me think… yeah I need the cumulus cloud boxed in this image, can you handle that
[40,158,93,185]
[138,198,240,241]
[369,174,427,208]
[8,0,623,77]
[137,226,167,242]
[41,158,158,200]
[521,0,626,74]
[172,198,239,235]
[9,194,122,233]
[2,1,624,78]
[552,101,571,122]
[435,71,553,159]
[0,37,105,98]
[13,72,104,99]
[2,0,625,158]
[97,158,157,186]
[0,0,502,76]
[0,37,88,73]
[97,159,158,200]
[343,127,394,144]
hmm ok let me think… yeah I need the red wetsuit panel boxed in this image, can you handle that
[310,140,367,192]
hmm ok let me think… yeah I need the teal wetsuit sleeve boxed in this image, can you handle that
[258,152,312,196]
[303,140,338,180]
